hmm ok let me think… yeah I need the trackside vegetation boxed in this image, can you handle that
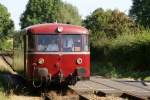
[91,31,150,79]
[84,8,150,79]
[0,76,9,100]
[0,0,150,80]
[0,0,150,99]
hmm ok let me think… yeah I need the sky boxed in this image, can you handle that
[0,0,132,30]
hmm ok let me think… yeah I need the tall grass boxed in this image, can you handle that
[91,61,150,80]
[0,92,8,100]
[13,50,24,74]
[0,66,10,74]
[0,75,9,100]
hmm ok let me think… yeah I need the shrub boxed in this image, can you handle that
[106,30,150,70]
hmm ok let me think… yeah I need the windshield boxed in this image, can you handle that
[28,34,88,52]
[37,35,59,52]
[62,35,81,52]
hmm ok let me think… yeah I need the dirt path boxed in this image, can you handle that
[9,95,41,100]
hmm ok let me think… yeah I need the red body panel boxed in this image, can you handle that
[27,53,90,79]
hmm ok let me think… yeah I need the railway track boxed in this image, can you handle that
[42,76,150,100]
[0,51,14,68]
[0,52,16,74]
[41,85,79,100]
[1,73,150,100]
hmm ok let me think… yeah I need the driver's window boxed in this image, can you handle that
[63,35,81,52]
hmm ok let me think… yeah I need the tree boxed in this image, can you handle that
[84,8,139,44]
[20,0,82,29]
[0,3,14,50]
[0,3,14,38]
[55,2,82,25]
[130,0,150,27]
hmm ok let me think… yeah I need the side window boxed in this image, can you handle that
[63,35,81,52]
[83,35,89,52]
[28,35,36,51]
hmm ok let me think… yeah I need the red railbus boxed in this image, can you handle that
[22,23,90,86]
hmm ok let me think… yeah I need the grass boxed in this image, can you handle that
[0,67,10,74]
[0,91,8,100]
[0,75,9,100]
[91,61,150,80]
[13,50,24,74]
[144,76,150,81]
[0,50,24,100]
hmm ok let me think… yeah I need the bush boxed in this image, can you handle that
[90,30,150,79]
[0,38,13,51]
[106,30,150,70]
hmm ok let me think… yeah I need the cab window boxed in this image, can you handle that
[37,35,59,52]
[62,35,81,52]
[28,35,60,52]
[83,35,89,52]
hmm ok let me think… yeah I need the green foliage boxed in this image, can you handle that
[91,62,118,78]
[107,31,150,70]
[91,61,150,80]
[84,8,150,79]
[91,30,150,71]
[0,3,14,51]
[90,31,150,80]
[84,8,139,47]
[20,0,82,29]
[130,0,150,27]
[0,37,13,51]
[13,31,25,73]
[0,3,14,39]
[58,2,82,25]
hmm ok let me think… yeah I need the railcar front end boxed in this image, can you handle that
[23,23,90,86]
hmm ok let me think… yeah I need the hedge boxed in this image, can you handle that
[91,30,150,70]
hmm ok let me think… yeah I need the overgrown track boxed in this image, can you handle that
[0,52,16,74]
[1,73,150,100]
[39,84,79,100]
[0,51,13,56]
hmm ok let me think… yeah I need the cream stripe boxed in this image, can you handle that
[27,52,90,55]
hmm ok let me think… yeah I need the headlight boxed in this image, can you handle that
[38,58,45,64]
[77,58,82,65]
[57,26,63,33]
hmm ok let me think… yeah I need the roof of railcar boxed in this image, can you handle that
[25,23,89,34]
